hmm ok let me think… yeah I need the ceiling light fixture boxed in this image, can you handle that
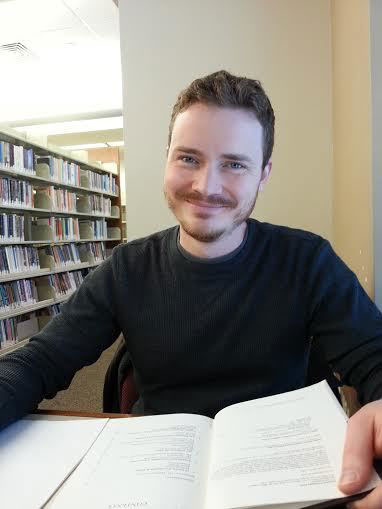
[106,141,124,147]
[61,143,107,150]
[15,117,123,136]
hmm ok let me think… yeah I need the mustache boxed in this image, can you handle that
[175,190,237,208]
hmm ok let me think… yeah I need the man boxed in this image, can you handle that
[0,70,382,507]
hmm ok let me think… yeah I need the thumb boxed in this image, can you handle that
[338,406,374,495]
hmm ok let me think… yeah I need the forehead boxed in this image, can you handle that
[171,103,263,156]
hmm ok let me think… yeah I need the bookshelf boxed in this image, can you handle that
[0,127,123,355]
[0,260,103,283]
[86,147,124,247]
[0,203,120,219]
[0,238,110,246]
[0,337,30,357]
[0,165,118,197]
[0,293,74,358]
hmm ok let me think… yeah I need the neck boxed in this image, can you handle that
[179,222,247,258]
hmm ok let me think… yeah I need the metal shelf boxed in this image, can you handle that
[0,298,55,320]
[0,126,115,176]
[0,260,103,283]
[0,291,74,357]
[0,165,119,198]
[0,125,123,355]
[0,337,31,358]
[0,238,110,246]
[0,202,120,220]
[0,292,76,321]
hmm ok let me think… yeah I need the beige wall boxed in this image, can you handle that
[119,0,333,242]
[331,0,373,296]
[371,0,382,308]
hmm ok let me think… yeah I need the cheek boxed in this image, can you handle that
[228,177,259,204]
[165,168,192,194]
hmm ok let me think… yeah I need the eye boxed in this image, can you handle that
[179,156,197,164]
[225,161,246,170]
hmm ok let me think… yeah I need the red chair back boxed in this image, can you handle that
[120,370,139,413]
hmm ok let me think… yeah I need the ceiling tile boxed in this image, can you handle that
[0,0,122,122]
[0,0,82,45]
[61,0,119,38]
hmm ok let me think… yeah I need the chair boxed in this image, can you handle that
[307,340,361,416]
[103,336,138,413]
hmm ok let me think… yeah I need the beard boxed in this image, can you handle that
[164,186,259,243]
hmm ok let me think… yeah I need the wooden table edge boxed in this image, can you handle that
[34,409,141,418]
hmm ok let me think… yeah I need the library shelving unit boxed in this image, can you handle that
[121,204,127,242]
[0,126,122,357]
[86,146,125,246]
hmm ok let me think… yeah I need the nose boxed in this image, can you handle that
[192,164,222,196]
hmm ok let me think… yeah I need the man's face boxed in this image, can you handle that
[164,103,271,242]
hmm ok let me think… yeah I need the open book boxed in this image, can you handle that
[43,381,379,509]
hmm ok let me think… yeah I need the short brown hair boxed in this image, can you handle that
[168,70,275,170]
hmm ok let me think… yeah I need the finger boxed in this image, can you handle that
[339,406,375,495]
[347,482,382,509]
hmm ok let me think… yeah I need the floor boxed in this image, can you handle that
[38,340,119,413]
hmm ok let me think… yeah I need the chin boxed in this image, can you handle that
[180,218,228,243]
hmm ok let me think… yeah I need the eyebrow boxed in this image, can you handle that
[174,146,254,164]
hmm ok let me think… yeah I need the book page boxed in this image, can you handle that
[205,381,380,509]
[47,413,213,509]
[0,415,109,509]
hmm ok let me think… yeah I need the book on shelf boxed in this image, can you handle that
[0,213,25,241]
[0,242,107,282]
[0,303,64,350]
[34,186,77,213]
[76,194,112,216]
[107,226,121,240]
[0,279,38,313]
[38,241,106,269]
[0,177,33,208]
[40,303,62,317]
[35,271,80,302]
[79,219,107,240]
[0,245,40,275]
[47,270,84,297]
[31,217,80,242]
[78,241,106,263]
[89,194,111,216]
[0,312,39,348]
[111,204,120,218]
[0,141,34,174]
[80,168,116,195]
[0,139,118,199]
[1,381,380,509]
[0,265,89,320]
[35,156,81,187]
[39,244,81,268]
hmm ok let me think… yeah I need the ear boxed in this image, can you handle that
[259,161,272,192]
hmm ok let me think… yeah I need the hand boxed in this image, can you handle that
[338,400,382,508]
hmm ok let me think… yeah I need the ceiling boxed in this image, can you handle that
[0,0,122,124]
[47,127,124,148]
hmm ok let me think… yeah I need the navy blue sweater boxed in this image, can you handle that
[1,219,382,429]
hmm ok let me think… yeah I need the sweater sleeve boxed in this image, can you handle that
[307,240,382,404]
[0,250,122,431]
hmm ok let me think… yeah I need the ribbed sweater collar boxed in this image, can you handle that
[167,219,257,277]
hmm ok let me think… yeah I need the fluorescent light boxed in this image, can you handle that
[61,143,107,150]
[14,117,123,136]
[107,141,124,147]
